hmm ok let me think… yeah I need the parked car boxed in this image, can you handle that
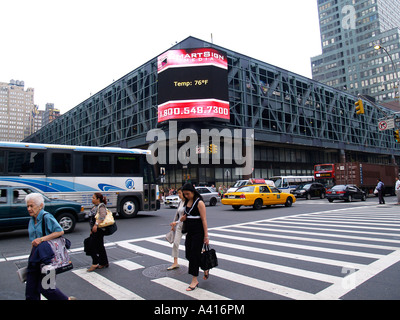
[326,185,367,202]
[291,183,326,199]
[221,184,296,210]
[0,185,85,233]
[195,187,220,206]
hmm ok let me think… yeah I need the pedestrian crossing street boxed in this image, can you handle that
[65,204,400,300]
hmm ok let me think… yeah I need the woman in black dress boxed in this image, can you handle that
[181,183,210,291]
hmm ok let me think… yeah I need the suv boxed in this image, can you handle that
[0,185,85,233]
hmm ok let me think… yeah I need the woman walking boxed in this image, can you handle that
[87,193,109,272]
[181,183,210,291]
[25,193,74,300]
[168,187,185,270]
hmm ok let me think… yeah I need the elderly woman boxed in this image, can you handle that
[25,193,74,300]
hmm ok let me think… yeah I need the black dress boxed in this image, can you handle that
[184,198,205,277]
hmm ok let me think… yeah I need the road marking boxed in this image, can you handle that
[265,219,400,232]
[237,225,400,245]
[73,268,144,300]
[221,227,400,251]
[315,249,400,300]
[118,241,316,300]
[208,232,384,259]
[152,277,230,300]
[113,260,144,271]
[148,238,342,283]
[255,222,400,238]
[195,238,367,269]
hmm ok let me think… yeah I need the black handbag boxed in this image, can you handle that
[200,244,218,271]
[101,222,118,236]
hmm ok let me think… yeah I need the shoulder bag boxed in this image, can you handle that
[95,204,117,235]
[41,213,73,274]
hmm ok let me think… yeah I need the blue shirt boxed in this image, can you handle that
[28,209,63,242]
[377,181,384,191]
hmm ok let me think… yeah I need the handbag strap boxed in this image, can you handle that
[41,213,48,236]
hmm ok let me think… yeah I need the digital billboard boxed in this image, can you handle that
[157,48,230,123]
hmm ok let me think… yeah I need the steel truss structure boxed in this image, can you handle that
[25,37,400,158]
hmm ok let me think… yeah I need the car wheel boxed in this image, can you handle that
[253,199,263,210]
[346,195,353,202]
[120,197,139,218]
[328,199,334,203]
[209,197,217,206]
[232,205,241,210]
[306,194,311,200]
[56,212,76,233]
[285,197,293,207]
[361,195,366,201]
[320,193,325,199]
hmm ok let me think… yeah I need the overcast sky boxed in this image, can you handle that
[1,0,322,114]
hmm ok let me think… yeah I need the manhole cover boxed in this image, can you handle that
[142,264,188,279]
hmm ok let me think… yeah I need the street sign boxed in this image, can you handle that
[378,118,395,131]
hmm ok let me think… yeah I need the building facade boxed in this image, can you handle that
[311,0,400,104]
[42,103,61,127]
[0,80,35,142]
[25,37,400,188]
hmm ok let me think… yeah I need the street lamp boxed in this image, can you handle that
[374,45,400,105]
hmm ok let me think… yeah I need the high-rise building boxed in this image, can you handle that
[311,0,400,105]
[0,80,35,141]
[42,103,61,126]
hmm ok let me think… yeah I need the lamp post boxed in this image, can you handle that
[374,44,400,106]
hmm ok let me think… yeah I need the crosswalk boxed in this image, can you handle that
[19,204,400,300]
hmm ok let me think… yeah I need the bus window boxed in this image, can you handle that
[8,151,45,174]
[114,156,141,175]
[51,153,72,174]
[0,151,4,173]
[83,154,111,174]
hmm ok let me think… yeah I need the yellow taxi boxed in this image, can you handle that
[221,184,296,210]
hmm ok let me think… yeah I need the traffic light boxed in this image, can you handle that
[208,144,218,154]
[355,99,364,115]
[394,129,400,143]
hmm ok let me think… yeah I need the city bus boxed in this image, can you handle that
[270,175,315,193]
[0,142,160,218]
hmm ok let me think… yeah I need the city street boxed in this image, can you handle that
[1,197,400,301]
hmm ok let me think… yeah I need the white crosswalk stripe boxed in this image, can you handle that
[22,205,400,300]
[73,268,144,300]
[152,277,231,300]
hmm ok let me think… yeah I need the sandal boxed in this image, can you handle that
[203,270,209,280]
[186,283,199,291]
[167,265,179,270]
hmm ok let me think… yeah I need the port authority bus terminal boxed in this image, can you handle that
[24,37,400,189]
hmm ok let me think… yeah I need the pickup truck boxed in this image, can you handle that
[0,185,85,233]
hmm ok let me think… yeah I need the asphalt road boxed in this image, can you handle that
[1,196,400,304]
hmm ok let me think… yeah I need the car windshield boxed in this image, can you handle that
[236,186,255,193]
[331,185,346,191]
[296,183,311,190]
[233,181,247,188]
